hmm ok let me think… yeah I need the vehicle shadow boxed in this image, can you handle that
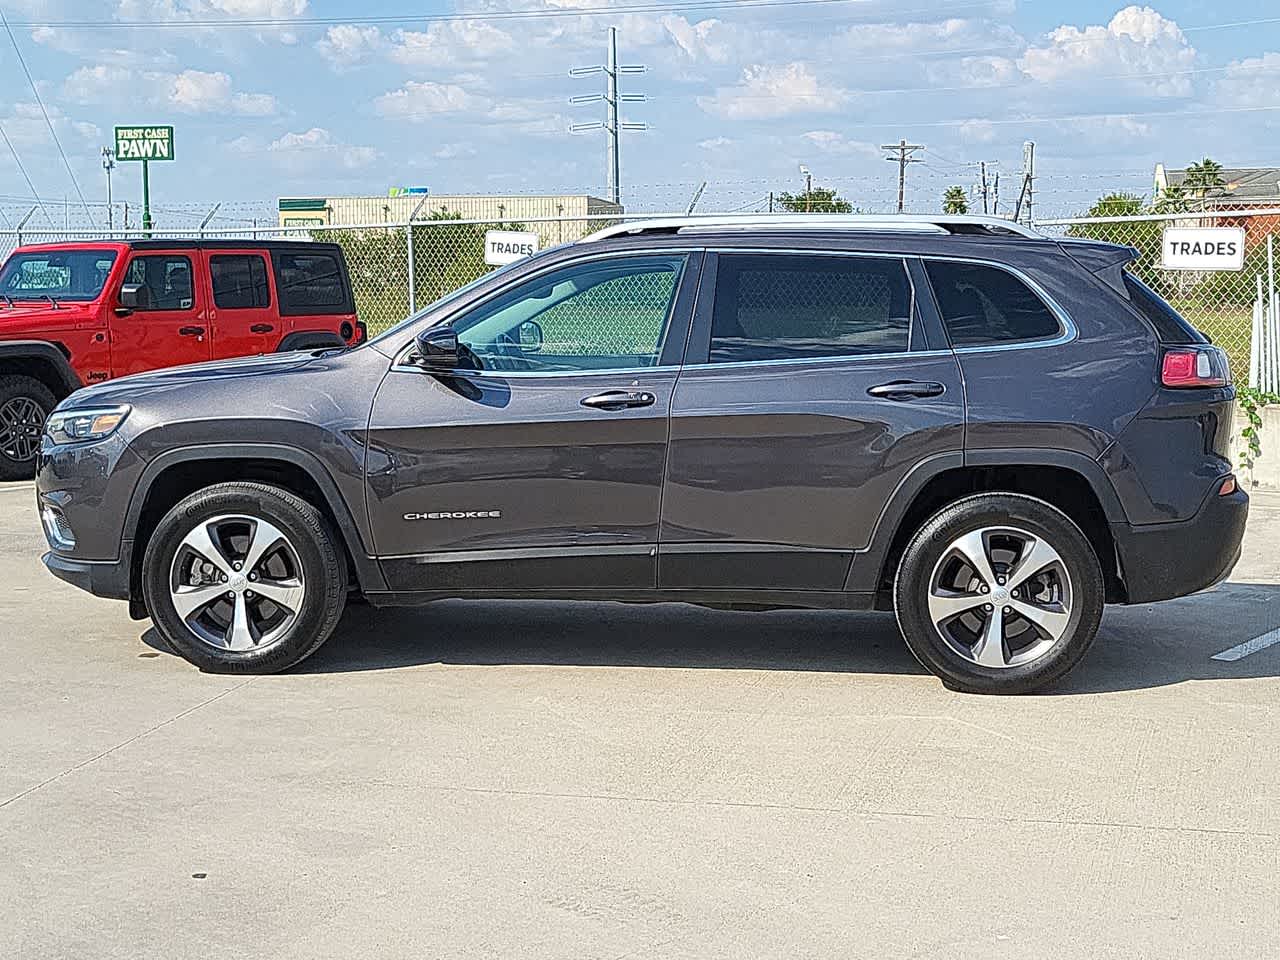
[141,581,1280,694]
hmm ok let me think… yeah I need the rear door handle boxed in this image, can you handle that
[250,323,274,333]
[580,390,657,411]
[867,380,946,400]
[178,325,205,337]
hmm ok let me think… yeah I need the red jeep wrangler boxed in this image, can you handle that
[0,239,364,479]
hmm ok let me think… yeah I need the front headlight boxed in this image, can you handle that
[44,405,131,445]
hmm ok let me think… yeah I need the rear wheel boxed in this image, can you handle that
[893,493,1104,694]
[143,482,347,673]
[0,375,56,481]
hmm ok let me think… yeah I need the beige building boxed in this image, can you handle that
[278,193,624,245]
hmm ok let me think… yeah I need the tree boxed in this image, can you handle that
[1152,183,1189,215]
[775,186,853,213]
[1083,192,1144,218]
[942,186,969,215]
[1184,158,1225,199]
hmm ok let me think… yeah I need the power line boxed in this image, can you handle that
[0,8,94,227]
[6,0,986,29]
[0,121,51,225]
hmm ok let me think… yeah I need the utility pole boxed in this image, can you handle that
[570,27,647,206]
[799,164,813,211]
[979,161,989,215]
[1014,140,1036,225]
[992,172,1000,216]
[101,147,115,230]
[881,139,925,213]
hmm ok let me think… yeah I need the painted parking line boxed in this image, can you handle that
[1212,627,1280,662]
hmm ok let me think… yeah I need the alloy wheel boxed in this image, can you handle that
[168,514,306,652]
[926,525,1073,669]
[0,396,44,463]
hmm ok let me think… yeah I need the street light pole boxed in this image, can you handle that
[799,164,812,212]
[101,147,115,231]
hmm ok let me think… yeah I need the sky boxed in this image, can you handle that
[1,0,1280,225]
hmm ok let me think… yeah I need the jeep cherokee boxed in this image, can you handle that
[34,215,1248,694]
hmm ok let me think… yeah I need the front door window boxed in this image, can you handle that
[451,255,688,373]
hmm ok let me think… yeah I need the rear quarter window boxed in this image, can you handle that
[925,260,1063,347]
[1120,272,1203,344]
[270,250,353,316]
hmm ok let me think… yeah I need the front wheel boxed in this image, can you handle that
[893,493,1104,694]
[0,374,57,481]
[143,482,347,673]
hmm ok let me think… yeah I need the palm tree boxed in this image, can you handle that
[942,186,969,215]
[1153,183,1189,214]
[1183,158,1225,199]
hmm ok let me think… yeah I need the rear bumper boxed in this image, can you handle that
[42,550,131,601]
[1112,485,1248,604]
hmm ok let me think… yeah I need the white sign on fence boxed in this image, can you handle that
[1161,226,1246,271]
[484,230,540,266]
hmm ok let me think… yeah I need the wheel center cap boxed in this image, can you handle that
[993,587,1010,603]
[228,572,249,592]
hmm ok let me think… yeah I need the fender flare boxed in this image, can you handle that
[0,339,82,395]
[276,330,346,353]
[123,442,386,593]
[846,447,1126,594]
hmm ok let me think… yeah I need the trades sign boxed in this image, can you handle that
[1161,226,1245,271]
[484,230,540,266]
[113,125,175,162]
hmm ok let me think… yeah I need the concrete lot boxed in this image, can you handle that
[3,481,1280,959]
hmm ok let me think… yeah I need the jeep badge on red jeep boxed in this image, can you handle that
[0,239,363,480]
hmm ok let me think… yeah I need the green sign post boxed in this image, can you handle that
[113,126,174,233]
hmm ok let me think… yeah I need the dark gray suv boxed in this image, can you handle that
[35,215,1248,693]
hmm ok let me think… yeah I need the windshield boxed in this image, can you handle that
[0,249,118,302]
[367,258,530,347]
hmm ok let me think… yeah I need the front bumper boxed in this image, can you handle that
[42,548,132,600]
[1112,484,1249,604]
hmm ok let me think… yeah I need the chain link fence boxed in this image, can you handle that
[5,208,1280,385]
[1037,208,1280,386]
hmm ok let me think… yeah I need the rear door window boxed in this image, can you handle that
[210,255,271,309]
[708,253,913,363]
[924,260,1062,347]
[271,251,352,316]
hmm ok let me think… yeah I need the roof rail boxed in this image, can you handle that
[578,213,1041,243]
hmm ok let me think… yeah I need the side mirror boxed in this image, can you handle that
[117,283,150,315]
[517,320,543,353]
[412,326,459,372]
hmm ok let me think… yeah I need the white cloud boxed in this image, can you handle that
[316,25,384,70]
[374,81,490,120]
[661,16,741,64]
[1019,5,1197,97]
[389,20,516,67]
[64,64,276,115]
[116,0,307,19]
[0,102,98,151]
[267,127,379,169]
[956,119,998,143]
[801,130,878,158]
[433,142,476,160]
[1215,52,1280,109]
[698,136,734,149]
[699,63,846,119]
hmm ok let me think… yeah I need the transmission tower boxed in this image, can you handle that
[569,27,647,206]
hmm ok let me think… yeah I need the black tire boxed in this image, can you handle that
[0,374,57,481]
[142,482,347,673]
[893,493,1104,695]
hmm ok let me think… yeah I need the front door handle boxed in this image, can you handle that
[867,380,946,400]
[250,323,274,333]
[580,390,657,411]
[178,325,205,337]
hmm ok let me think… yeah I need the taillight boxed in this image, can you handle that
[1161,346,1228,388]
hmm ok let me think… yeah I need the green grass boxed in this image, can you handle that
[1170,300,1252,384]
